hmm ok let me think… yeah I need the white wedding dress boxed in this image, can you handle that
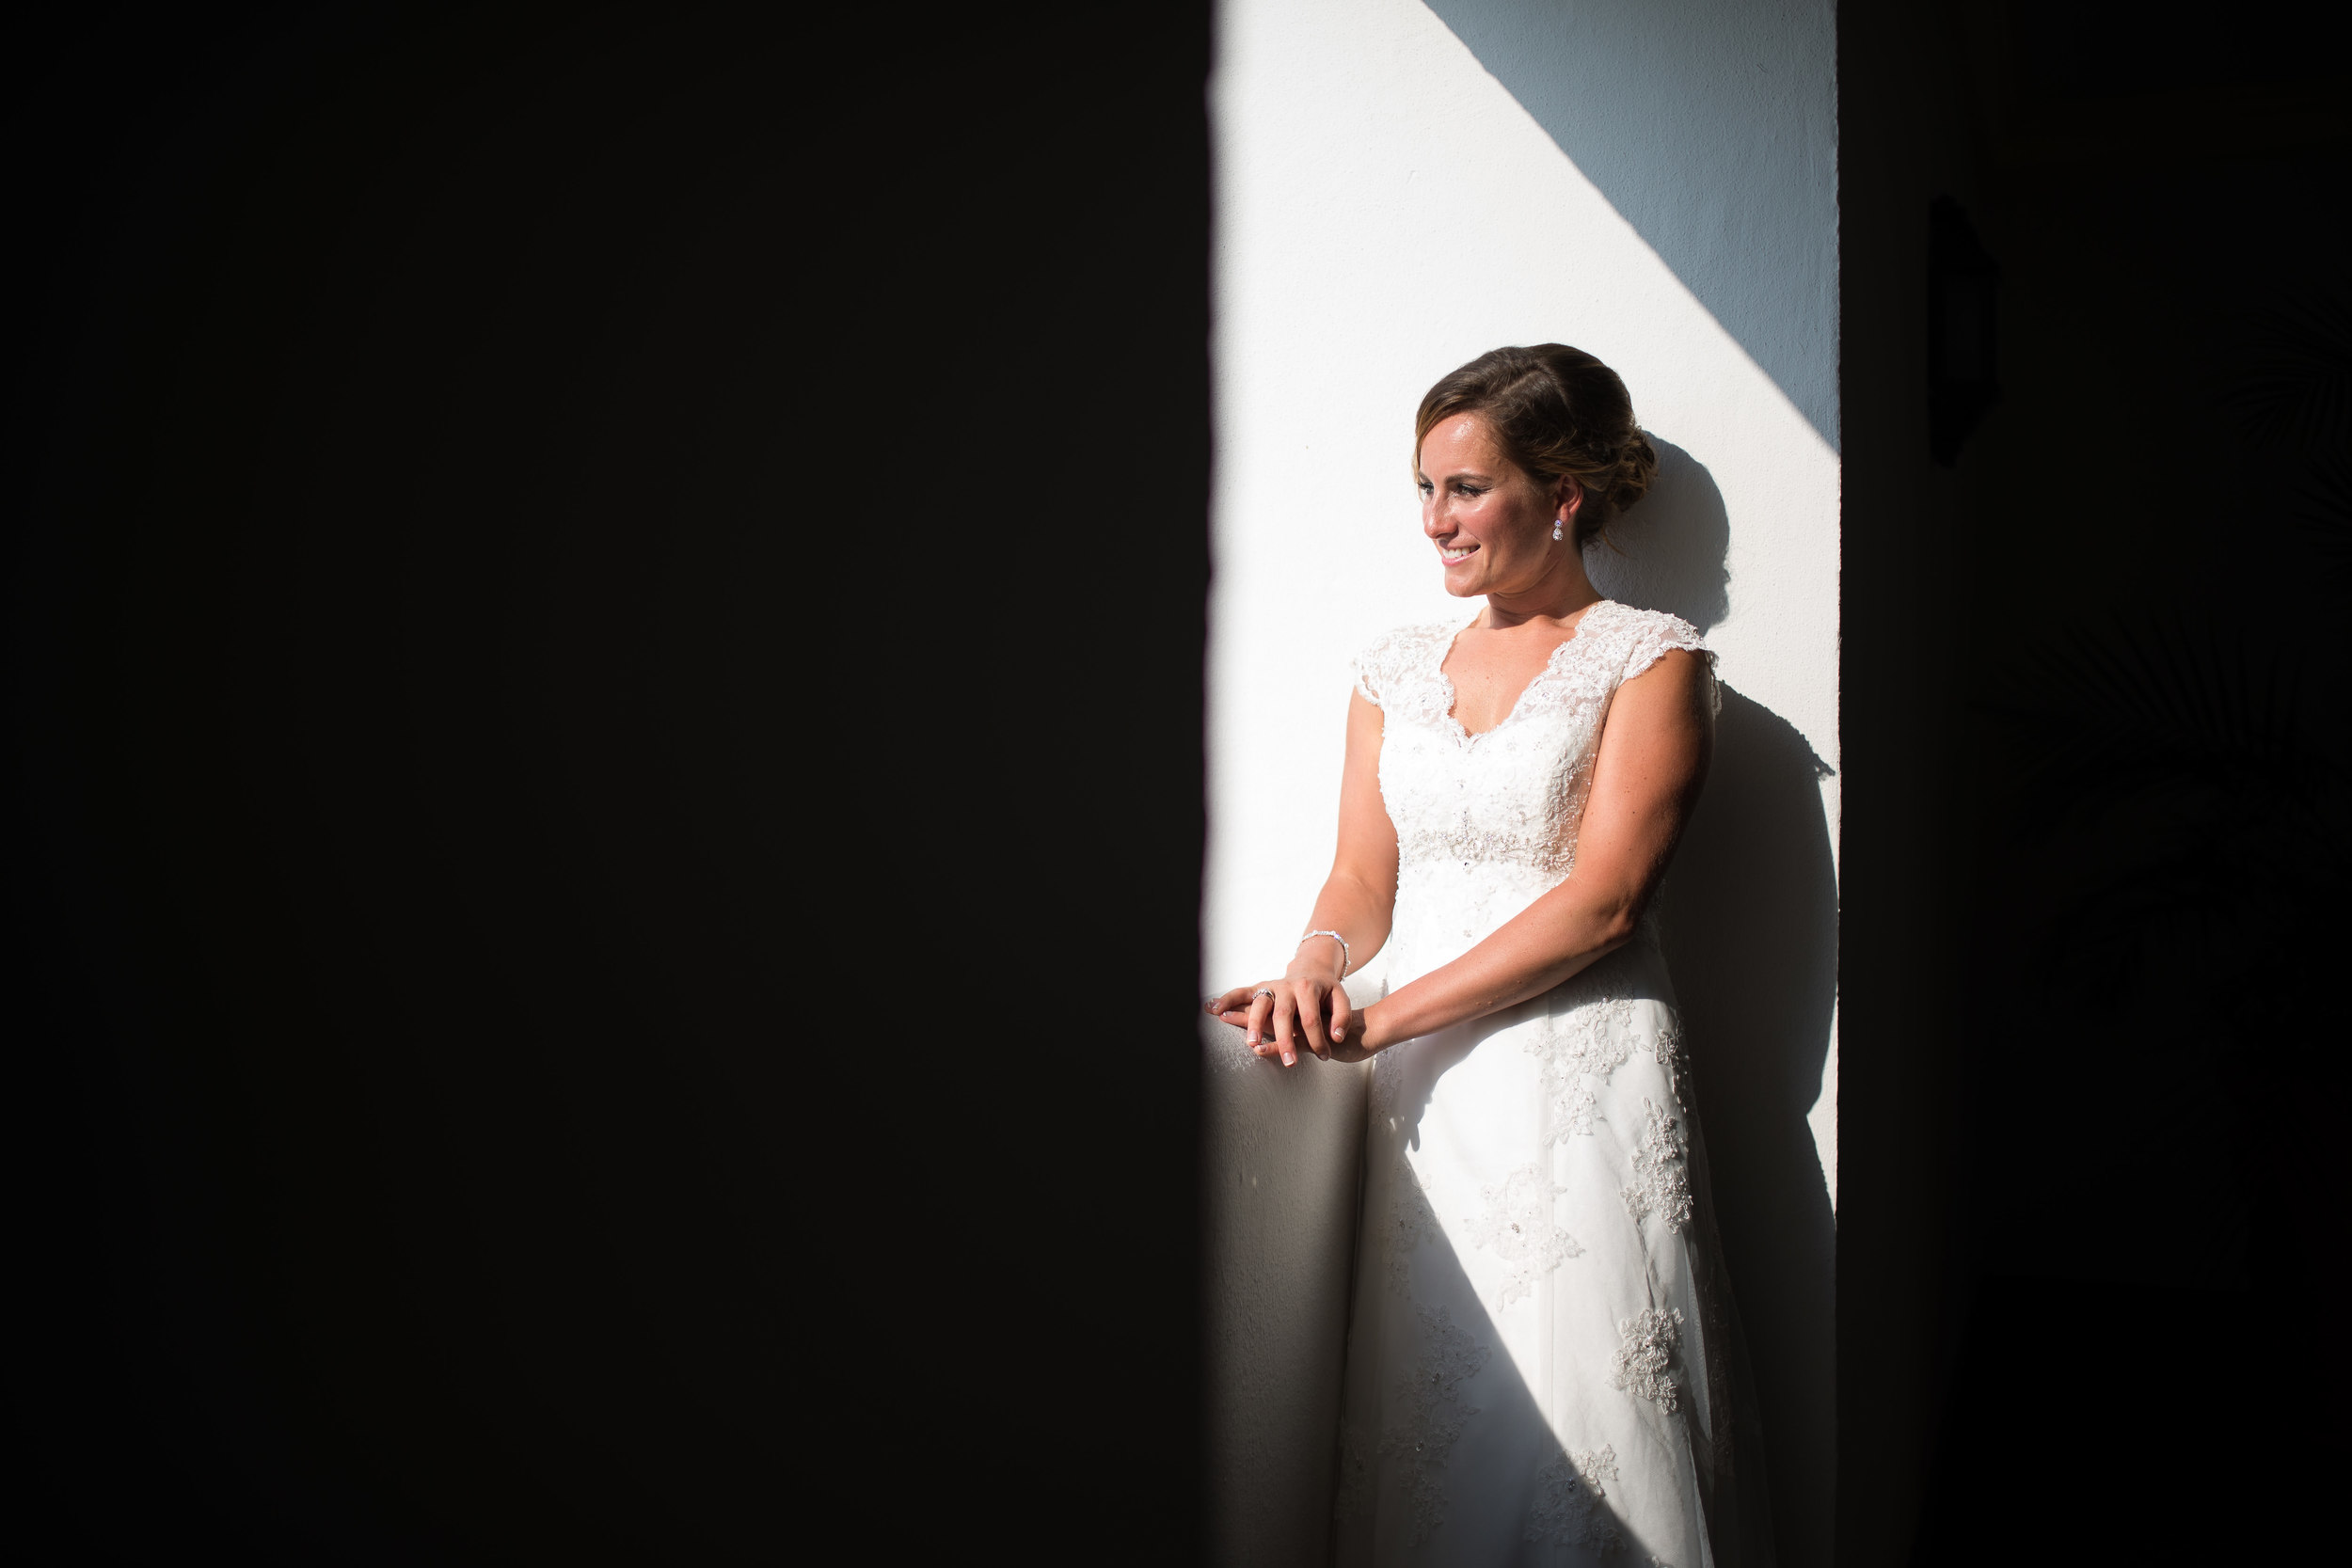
[1335,601,1772,1567]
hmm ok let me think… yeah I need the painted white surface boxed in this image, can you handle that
[1204,2,1839,1561]
[1423,0,1843,452]
[1206,0,1836,1171]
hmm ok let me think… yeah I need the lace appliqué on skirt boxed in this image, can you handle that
[1381,1306,1491,1542]
[1527,1443,1625,1552]
[1621,1097,1694,1232]
[1467,1161,1583,1307]
[1611,1306,1686,1414]
[1647,1018,1689,1106]
[1382,1161,1443,1298]
[1529,993,1637,1141]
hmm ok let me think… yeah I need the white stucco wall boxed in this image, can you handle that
[1204,1,1840,1561]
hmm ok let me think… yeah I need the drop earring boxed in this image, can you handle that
[1552,519,1565,541]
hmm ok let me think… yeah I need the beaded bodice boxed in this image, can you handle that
[1351,601,1712,981]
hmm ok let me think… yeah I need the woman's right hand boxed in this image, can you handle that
[1205,963,1364,1067]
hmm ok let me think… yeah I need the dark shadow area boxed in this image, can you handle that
[4,1,1209,1559]
[1839,0,2349,1559]
[1926,197,2002,466]
[1935,6,2349,1562]
[7,16,802,1555]
[1426,0,1840,451]
[1929,145,2348,1568]
[1834,8,1980,1561]
[1911,1276,2297,1564]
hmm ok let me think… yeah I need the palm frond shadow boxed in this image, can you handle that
[2216,293,2352,452]
[1971,287,2352,1275]
[1980,615,2347,1015]
[1978,608,2351,1274]
[1989,619,2333,837]
[2295,449,2352,591]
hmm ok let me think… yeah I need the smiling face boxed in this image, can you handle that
[1415,412,1581,600]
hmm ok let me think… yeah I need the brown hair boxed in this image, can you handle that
[1414,344,1658,550]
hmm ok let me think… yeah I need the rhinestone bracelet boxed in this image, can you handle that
[1298,928,1351,979]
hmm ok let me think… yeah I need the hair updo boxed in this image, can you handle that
[1414,344,1658,551]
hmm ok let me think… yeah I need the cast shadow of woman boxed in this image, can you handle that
[1583,436,1840,1561]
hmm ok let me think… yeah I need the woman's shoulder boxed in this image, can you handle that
[1350,620,1457,706]
[1590,601,1708,657]
[1588,602,1718,706]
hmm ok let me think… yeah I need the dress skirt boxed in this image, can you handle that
[1333,936,1772,1567]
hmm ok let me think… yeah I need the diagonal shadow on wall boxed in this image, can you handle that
[1423,0,1841,451]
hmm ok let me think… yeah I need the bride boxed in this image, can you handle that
[1210,345,1772,1565]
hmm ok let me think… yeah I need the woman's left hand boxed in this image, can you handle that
[1205,970,1369,1067]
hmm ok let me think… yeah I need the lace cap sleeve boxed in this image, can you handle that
[1613,607,1721,718]
[1350,622,1449,707]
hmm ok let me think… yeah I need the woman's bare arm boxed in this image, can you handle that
[1355,649,1713,1052]
[1207,689,1398,1063]
[1301,689,1401,979]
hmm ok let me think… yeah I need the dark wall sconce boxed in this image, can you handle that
[1928,195,2001,466]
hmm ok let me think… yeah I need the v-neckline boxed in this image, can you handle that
[1435,601,1613,741]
